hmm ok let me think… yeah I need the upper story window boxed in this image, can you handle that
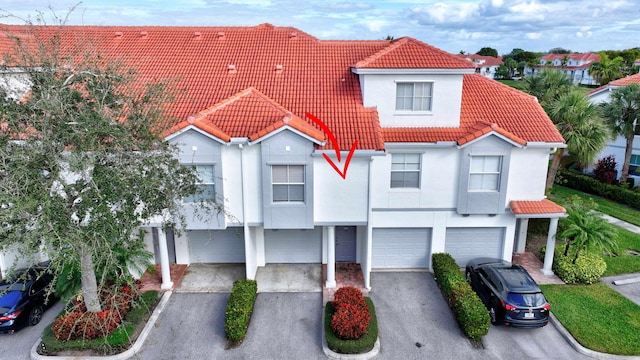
[390,153,420,188]
[184,164,215,202]
[631,154,640,166]
[272,165,304,202]
[395,82,432,112]
[469,156,502,191]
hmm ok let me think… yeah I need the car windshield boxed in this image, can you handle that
[507,292,547,307]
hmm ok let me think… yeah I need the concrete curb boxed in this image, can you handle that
[31,291,173,360]
[550,312,640,360]
[321,317,380,360]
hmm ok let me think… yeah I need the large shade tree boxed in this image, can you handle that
[601,83,640,185]
[0,21,204,312]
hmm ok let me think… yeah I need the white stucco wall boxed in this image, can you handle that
[506,147,550,201]
[360,74,463,128]
[313,156,369,223]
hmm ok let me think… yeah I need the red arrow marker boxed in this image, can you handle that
[306,112,358,179]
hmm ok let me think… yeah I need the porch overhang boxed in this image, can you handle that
[510,199,567,218]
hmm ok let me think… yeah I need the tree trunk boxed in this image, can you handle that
[619,134,634,185]
[79,243,101,313]
[545,148,565,194]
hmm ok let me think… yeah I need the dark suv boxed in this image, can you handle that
[0,261,57,334]
[465,258,549,328]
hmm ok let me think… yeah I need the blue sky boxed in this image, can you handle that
[1,0,639,55]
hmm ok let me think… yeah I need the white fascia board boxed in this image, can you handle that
[457,132,525,149]
[247,126,326,146]
[351,68,475,75]
[385,141,457,148]
[514,212,567,219]
[526,142,567,149]
[164,125,229,145]
[312,149,386,157]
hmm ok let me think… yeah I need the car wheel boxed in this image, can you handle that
[28,305,43,326]
[489,306,499,325]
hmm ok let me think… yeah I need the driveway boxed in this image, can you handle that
[138,292,323,360]
[368,272,588,360]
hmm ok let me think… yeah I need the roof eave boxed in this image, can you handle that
[351,68,475,75]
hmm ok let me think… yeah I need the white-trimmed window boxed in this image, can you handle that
[184,164,215,202]
[631,154,640,166]
[469,156,502,191]
[390,153,421,188]
[395,82,433,111]
[272,165,304,202]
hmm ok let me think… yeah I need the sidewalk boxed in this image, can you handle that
[600,213,640,234]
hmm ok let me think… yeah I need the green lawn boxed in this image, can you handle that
[497,79,524,90]
[540,284,640,355]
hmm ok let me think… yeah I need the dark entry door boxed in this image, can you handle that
[335,226,357,262]
[153,227,177,264]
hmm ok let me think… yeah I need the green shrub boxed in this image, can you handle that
[558,170,640,210]
[552,247,607,284]
[431,253,490,341]
[224,279,258,343]
[325,297,378,354]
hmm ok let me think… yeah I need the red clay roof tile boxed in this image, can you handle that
[510,199,566,215]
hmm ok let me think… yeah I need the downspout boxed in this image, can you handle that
[239,144,253,279]
[365,156,374,290]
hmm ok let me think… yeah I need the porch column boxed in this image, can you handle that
[541,217,559,275]
[157,227,174,289]
[325,226,336,288]
[515,218,529,253]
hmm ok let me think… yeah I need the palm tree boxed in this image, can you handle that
[589,52,625,85]
[522,69,574,111]
[545,91,610,192]
[601,83,640,185]
[558,196,618,263]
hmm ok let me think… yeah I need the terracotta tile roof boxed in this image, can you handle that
[0,25,561,151]
[540,53,600,63]
[457,54,503,67]
[510,199,566,215]
[588,73,640,95]
[354,37,474,69]
[382,74,565,145]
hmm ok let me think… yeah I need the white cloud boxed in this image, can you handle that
[525,32,541,40]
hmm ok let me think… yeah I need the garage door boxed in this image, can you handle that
[372,228,432,269]
[445,227,504,266]
[189,228,245,263]
[265,228,322,263]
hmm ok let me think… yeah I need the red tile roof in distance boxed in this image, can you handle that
[0,24,562,150]
[510,200,566,215]
[589,72,640,95]
[457,54,503,67]
[382,74,565,145]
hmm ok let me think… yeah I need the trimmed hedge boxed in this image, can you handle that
[325,297,378,354]
[330,287,371,340]
[432,253,490,341]
[224,279,258,343]
[558,170,640,210]
[543,245,607,284]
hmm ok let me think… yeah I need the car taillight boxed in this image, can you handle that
[543,303,550,311]
[0,309,22,321]
[505,303,517,311]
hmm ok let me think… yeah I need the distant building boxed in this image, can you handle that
[524,53,601,85]
[457,54,503,79]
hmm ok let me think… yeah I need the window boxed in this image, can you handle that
[469,156,502,191]
[631,154,640,166]
[272,165,304,202]
[395,82,432,111]
[390,153,420,188]
[184,165,215,202]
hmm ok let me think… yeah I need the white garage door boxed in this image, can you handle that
[372,228,432,269]
[189,228,245,263]
[445,227,504,266]
[265,228,322,263]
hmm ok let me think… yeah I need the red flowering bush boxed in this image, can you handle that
[52,283,136,341]
[51,309,122,341]
[330,287,370,340]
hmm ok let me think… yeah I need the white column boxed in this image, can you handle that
[325,226,336,288]
[515,218,529,253]
[541,218,559,275]
[157,227,174,289]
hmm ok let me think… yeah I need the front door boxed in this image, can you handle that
[335,226,357,262]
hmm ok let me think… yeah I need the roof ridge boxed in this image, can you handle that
[354,37,406,68]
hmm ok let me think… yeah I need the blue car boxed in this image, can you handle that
[0,262,57,334]
[465,258,550,328]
